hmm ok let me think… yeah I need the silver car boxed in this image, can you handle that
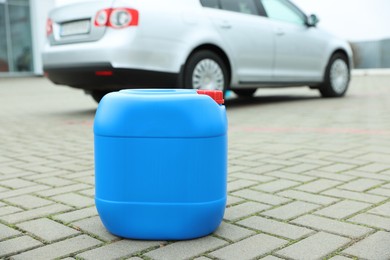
[43,0,352,102]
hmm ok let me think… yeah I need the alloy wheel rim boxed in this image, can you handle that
[330,59,349,94]
[192,59,224,91]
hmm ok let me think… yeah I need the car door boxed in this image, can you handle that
[202,0,275,83]
[260,0,327,82]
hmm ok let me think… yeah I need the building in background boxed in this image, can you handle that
[0,0,389,77]
[0,0,54,76]
[351,39,390,69]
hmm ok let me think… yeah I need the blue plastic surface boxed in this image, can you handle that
[94,89,227,240]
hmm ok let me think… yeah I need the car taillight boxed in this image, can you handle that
[94,8,138,28]
[46,18,53,36]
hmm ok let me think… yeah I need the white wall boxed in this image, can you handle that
[30,0,55,75]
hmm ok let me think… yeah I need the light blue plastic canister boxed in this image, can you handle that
[94,89,227,240]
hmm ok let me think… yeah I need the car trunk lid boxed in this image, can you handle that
[48,0,115,45]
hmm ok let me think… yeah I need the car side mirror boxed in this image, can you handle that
[306,14,319,27]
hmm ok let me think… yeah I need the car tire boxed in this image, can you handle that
[91,90,109,103]
[183,50,228,94]
[319,53,350,98]
[233,89,256,97]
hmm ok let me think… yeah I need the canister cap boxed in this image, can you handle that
[197,90,224,105]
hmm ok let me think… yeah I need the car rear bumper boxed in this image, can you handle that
[44,63,181,91]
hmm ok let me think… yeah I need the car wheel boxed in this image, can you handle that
[184,50,228,94]
[233,89,256,97]
[319,53,350,98]
[91,90,109,103]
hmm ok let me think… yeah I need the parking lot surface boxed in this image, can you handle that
[0,75,390,259]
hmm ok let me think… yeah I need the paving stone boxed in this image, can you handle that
[227,179,257,192]
[283,163,320,173]
[0,166,22,175]
[79,188,94,197]
[4,194,53,209]
[22,171,70,181]
[367,187,390,197]
[214,222,256,241]
[0,186,9,192]
[303,171,356,182]
[314,200,371,219]
[209,234,287,260]
[53,206,98,223]
[62,170,93,180]
[0,184,50,200]
[338,178,383,192]
[11,235,102,260]
[345,170,390,181]
[260,256,284,260]
[72,216,119,242]
[0,178,37,189]
[277,190,339,205]
[0,204,72,224]
[17,218,80,242]
[238,216,313,240]
[77,239,160,260]
[319,163,357,173]
[296,179,342,193]
[368,202,390,217]
[35,176,75,187]
[322,188,387,203]
[253,179,301,193]
[0,205,23,216]
[349,213,390,231]
[244,164,285,175]
[52,193,94,208]
[0,222,20,240]
[276,232,350,260]
[146,236,227,260]
[0,236,43,258]
[356,163,390,173]
[343,231,390,259]
[35,183,91,197]
[231,172,275,182]
[262,201,319,220]
[224,201,270,221]
[292,215,372,238]
[265,171,316,182]
[75,176,94,185]
[329,255,354,260]
[232,189,290,206]
[226,195,245,206]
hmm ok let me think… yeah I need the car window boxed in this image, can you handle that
[261,0,305,25]
[200,0,220,9]
[220,0,259,16]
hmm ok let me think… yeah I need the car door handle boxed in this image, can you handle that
[219,21,232,29]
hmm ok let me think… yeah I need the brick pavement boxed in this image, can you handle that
[0,74,389,259]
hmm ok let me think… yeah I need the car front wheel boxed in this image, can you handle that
[183,50,228,94]
[319,53,350,98]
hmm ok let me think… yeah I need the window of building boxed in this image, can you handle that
[0,0,33,74]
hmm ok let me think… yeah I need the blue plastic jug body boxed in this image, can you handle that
[94,89,227,240]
